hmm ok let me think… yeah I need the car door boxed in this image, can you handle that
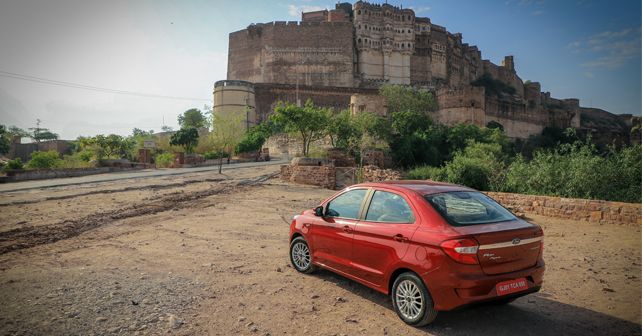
[351,189,419,288]
[308,188,368,274]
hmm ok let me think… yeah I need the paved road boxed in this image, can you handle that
[0,159,287,193]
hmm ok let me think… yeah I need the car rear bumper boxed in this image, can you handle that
[425,260,545,311]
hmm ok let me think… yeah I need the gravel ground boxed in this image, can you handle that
[0,165,640,335]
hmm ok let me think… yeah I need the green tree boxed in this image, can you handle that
[178,108,207,129]
[211,114,245,173]
[0,125,11,155]
[270,99,330,157]
[389,110,443,168]
[235,121,276,153]
[94,134,134,158]
[8,126,29,139]
[32,131,59,142]
[132,128,154,137]
[170,127,199,154]
[28,119,59,142]
[379,84,437,114]
[326,110,358,150]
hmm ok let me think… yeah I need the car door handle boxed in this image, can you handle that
[303,223,311,228]
[342,225,353,233]
[393,234,408,242]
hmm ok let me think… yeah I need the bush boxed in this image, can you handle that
[5,158,24,170]
[203,151,229,160]
[445,142,506,191]
[405,166,446,181]
[77,149,95,162]
[155,152,175,168]
[504,143,642,203]
[26,151,62,169]
[236,123,273,153]
[60,154,93,168]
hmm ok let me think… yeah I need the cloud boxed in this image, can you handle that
[569,27,641,69]
[411,6,432,14]
[287,4,325,18]
[532,10,544,15]
[584,72,595,78]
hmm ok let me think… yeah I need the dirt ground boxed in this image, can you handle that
[0,165,640,336]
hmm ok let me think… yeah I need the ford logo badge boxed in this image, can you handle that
[512,238,521,245]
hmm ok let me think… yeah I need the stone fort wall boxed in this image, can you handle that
[221,1,623,141]
[253,83,378,124]
[227,21,355,88]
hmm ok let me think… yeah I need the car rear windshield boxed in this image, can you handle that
[424,191,516,226]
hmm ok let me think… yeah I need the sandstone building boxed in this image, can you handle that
[216,1,634,142]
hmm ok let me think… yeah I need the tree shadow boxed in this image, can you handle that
[313,270,641,336]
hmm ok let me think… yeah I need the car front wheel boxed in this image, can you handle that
[290,236,316,274]
[391,272,438,327]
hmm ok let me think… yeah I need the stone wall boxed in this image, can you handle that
[486,192,642,225]
[350,93,388,116]
[253,83,378,124]
[11,140,73,162]
[362,165,402,182]
[280,164,336,189]
[1,167,142,183]
[227,21,355,88]
[278,162,641,225]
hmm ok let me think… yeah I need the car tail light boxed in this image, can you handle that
[440,238,480,265]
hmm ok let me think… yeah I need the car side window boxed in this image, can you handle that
[326,189,368,219]
[365,190,414,223]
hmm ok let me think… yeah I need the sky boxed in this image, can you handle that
[0,0,640,140]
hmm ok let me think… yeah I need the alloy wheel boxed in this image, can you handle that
[291,241,311,270]
[395,279,424,320]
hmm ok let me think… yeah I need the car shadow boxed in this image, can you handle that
[312,270,641,336]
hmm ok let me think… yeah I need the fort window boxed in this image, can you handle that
[357,10,361,15]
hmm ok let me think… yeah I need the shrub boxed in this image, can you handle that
[405,166,446,181]
[445,142,506,191]
[235,123,273,153]
[26,151,62,169]
[155,152,175,168]
[5,158,24,170]
[60,154,93,168]
[504,143,642,203]
[203,151,229,160]
[77,149,95,162]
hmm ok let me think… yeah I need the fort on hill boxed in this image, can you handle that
[215,1,637,144]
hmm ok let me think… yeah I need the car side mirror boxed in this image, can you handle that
[314,206,324,217]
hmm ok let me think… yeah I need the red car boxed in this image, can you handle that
[289,181,544,326]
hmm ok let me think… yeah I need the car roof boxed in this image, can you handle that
[352,180,475,196]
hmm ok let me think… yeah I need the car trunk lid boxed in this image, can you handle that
[453,219,542,275]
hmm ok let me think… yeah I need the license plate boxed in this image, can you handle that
[496,278,528,296]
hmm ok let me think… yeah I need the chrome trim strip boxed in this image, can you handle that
[478,236,543,250]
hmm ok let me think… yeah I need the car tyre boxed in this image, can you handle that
[290,236,316,274]
[391,272,438,327]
